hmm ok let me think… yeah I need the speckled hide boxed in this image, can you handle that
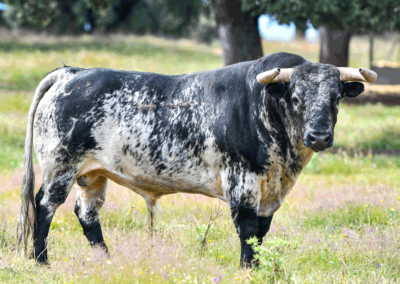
[19,52,365,266]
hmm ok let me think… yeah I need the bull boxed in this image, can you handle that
[17,52,377,266]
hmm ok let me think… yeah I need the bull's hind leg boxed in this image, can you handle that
[74,172,108,254]
[145,198,157,234]
[33,171,77,264]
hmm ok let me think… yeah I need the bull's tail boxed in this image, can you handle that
[17,70,62,254]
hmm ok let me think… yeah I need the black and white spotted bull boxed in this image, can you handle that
[18,52,377,266]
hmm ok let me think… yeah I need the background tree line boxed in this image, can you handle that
[2,0,400,67]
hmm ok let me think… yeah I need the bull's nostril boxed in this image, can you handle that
[309,135,316,144]
[325,136,330,143]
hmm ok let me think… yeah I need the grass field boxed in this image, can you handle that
[0,33,400,283]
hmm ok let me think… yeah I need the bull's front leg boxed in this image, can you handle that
[227,170,261,268]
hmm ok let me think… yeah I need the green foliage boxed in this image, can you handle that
[3,0,204,37]
[243,0,400,33]
[247,237,291,281]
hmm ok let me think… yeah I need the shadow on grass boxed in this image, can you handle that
[0,40,218,60]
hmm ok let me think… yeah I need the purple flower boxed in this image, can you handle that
[376,263,380,267]
[219,275,222,279]
[172,201,175,204]
[270,229,275,232]
[135,211,138,214]
[369,229,372,233]
[373,227,377,232]
[281,228,285,231]
[214,278,219,283]
[164,273,167,278]
[326,227,330,231]
[316,239,321,243]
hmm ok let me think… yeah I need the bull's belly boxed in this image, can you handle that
[77,160,226,201]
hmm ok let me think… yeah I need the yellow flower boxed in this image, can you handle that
[381,200,384,203]
[86,257,90,261]
[128,210,131,213]
[65,259,69,262]
[219,255,224,258]
[72,227,75,229]
[107,259,111,264]
[199,215,202,217]
[391,208,395,211]
[207,240,210,242]
[331,235,334,238]
[139,271,143,275]
[368,153,373,158]
[9,217,13,219]
[107,219,109,221]
[365,205,368,208]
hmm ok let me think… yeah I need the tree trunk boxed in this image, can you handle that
[211,0,263,66]
[369,34,374,69]
[319,25,351,67]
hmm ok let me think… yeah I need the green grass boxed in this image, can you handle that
[1,34,400,283]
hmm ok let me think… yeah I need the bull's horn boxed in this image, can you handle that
[338,67,377,83]
[256,68,293,84]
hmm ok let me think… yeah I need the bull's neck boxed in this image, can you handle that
[257,95,314,176]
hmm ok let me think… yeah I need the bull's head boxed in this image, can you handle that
[256,64,377,152]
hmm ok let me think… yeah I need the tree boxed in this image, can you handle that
[211,0,263,66]
[3,0,201,37]
[243,0,400,66]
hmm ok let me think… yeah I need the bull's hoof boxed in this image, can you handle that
[35,258,50,266]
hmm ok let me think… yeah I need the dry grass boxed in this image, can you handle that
[1,154,400,283]
[1,33,400,283]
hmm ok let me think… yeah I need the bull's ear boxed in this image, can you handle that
[264,82,288,99]
[342,82,364,98]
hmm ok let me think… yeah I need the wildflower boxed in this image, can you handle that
[65,259,68,262]
[86,257,90,261]
[326,227,330,231]
[368,154,373,158]
[128,210,131,213]
[381,200,384,203]
[107,219,109,221]
[219,255,224,258]
[373,227,377,232]
[107,259,111,264]
[120,267,124,269]
[331,235,334,238]
[365,205,368,208]
[163,214,166,218]
[9,217,13,219]
[207,240,211,242]
[164,273,167,278]
[135,211,138,214]
[376,263,380,267]
[270,229,275,232]
[104,239,107,242]
[391,208,395,211]
[199,215,202,217]
[172,201,175,204]
[281,227,285,231]
[140,271,143,275]
[72,227,75,229]
[316,239,321,243]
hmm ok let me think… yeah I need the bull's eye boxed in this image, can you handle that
[292,96,300,107]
